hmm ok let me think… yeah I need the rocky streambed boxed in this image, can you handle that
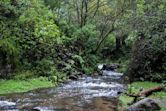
[0,70,124,111]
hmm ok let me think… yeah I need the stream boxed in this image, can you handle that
[0,70,124,111]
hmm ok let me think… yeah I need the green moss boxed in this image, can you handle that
[0,77,54,95]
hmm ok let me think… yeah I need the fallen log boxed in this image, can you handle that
[125,85,165,104]
[138,85,164,97]
[126,85,164,97]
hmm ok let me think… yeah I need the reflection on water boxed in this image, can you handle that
[0,71,124,111]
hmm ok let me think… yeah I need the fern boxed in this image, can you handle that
[73,55,85,68]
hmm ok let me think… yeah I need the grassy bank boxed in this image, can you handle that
[119,81,166,111]
[0,77,54,95]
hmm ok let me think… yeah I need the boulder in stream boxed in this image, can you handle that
[68,75,78,80]
[98,64,120,71]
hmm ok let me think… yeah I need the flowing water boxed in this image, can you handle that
[0,71,124,111]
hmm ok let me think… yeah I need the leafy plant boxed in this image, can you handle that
[35,59,56,77]
[72,55,85,68]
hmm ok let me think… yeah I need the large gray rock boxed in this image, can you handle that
[126,98,160,111]
[97,64,120,71]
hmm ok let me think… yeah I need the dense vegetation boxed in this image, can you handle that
[0,0,165,85]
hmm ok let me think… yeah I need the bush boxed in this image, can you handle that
[71,24,99,52]
[0,0,61,78]
[13,70,35,80]
[35,58,67,83]
[0,38,20,78]
[35,59,57,77]
[0,38,19,68]
[125,33,166,82]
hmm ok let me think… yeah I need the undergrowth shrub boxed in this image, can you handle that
[0,38,19,68]
[13,70,35,80]
[126,33,166,82]
[0,0,61,78]
[35,59,57,77]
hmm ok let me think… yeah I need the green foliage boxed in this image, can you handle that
[126,35,166,82]
[72,24,99,51]
[0,38,19,68]
[35,59,57,77]
[72,54,97,74]
[136,0,145,15]
[34,58,67,84]
[49,74,66,84]
[83,54,100,74]
[0,0,165,84]
[17,0,60,61]
[13,70,35,80]
[83,67,94,75]
[0,0,61,78]
[0,0,26,19]
[104,34,116,47]
[150,72,166,82]
[125,33,137,47]
[73,55,85,68]
[125,0,166,82]
[126,84,136,94]
[43,0,60,10]
[117,58,130,73]
[85,54,100,66]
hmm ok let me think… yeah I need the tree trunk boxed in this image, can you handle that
[116,37,121,50]
[93,26,115,53]
[75,0,80,25]
[92,0,100,18]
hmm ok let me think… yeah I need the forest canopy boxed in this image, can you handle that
[0,0,165,83]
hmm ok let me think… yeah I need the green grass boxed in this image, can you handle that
[0,77,54,95]
[131,81,161,90]
[119,81,166,110]
[119,95,133,106]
